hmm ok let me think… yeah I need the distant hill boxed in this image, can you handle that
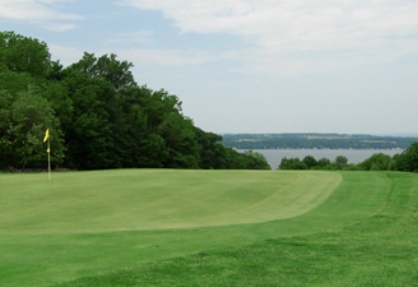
[222,133,418,149]
[375,133,418,137]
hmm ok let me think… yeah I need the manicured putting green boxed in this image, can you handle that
[1,169,341,234]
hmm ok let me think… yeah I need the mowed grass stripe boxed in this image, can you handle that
[0,171,392,287]
[0,170,341,233]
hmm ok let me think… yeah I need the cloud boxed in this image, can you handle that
[119,0,418,74]
[0,0,81,31]
[116,48,214,67]
[105,30,156,47]
[42,23,78,32]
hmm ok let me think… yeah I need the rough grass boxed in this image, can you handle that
[0,170,407,286]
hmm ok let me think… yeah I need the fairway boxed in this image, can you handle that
[0,169,409,287]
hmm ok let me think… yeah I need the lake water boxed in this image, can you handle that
[237,149,404,170]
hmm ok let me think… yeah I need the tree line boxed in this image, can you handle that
[278,141,418,172]
[0,31,270,171]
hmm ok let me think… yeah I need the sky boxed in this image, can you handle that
[1,0,418,135]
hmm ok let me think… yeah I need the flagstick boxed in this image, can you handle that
[48,138,51,181]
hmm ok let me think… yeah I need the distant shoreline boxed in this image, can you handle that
[223,133,417,150]
[235,147,404,150]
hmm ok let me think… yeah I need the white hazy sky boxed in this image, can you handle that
[1,0,417,134]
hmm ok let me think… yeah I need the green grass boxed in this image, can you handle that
[1,170,415,286]
[0,170,341,233]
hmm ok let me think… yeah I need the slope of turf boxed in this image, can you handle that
[53,172,418,287]
[0,170,395,286]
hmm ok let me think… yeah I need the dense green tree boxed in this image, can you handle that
[60,52,140,169]
[388,153,401,171]
[1,86,64,169]
[0,69,36,94]
[66,52,135,91]
[159,113,200,168]
[115,86,166,168]
[359,153,392,171]
[195,128,227,169]
[0,32,66,170]
[279,157,308,170]
[223,148,246,169]
[243,150,271,170]
[334,155,348,170]
[395,141,418,172]
[61,72,115,169]
[0,31,51,78]
[0,89,13,168]
[316,157,332,169]
[135,88,198,168]
[302,155,317,169]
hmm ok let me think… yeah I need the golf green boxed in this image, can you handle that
[0,169,341,233]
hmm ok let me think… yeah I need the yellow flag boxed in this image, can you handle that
[43,129,49,143]
[47,147,50,153]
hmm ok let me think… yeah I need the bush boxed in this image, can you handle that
[279,157,308,170]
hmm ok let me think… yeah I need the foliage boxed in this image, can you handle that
[334,155,348,170]
[279,157,308,170]
[395,141,418,172]
[0,31,267,170]
[242,150,271,170]
[280,155,354,171]
[358,153,392,171]
[277,142,418,173]
[0,31,51,78]
[315,157,334,170]
[0,85,64,169]
[302,155,317,169]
